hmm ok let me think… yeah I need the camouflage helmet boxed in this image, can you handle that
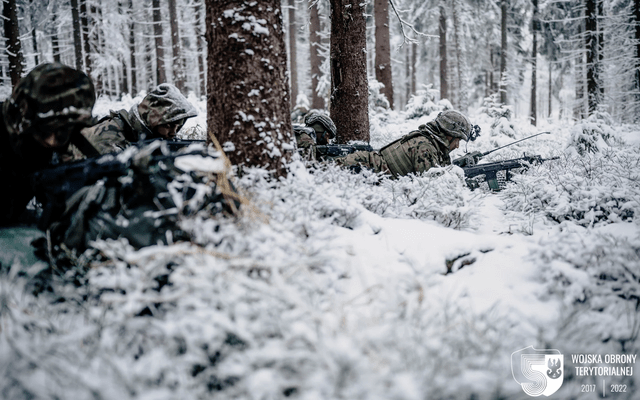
[138,83,197,129]
[304,110,337,140]
[3,63,95,141]
[435,110,472,141]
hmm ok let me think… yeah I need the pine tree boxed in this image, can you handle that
[205,0,293,176]
[330,0,369,143]
[374,0,393,109]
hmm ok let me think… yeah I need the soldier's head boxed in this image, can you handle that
[138,83,197,140]
[304,110,336,145]
[435,110,472,150]
[3,63,95,152]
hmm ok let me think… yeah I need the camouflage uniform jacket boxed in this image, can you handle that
[336,122,452,178]
[0,104,58,225]
[378,122,452,178]
[80,106,152,155]
[80,84,197,156]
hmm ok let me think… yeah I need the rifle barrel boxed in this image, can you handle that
[481,131,551,156]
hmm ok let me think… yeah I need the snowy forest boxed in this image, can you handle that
[1,0,640,399]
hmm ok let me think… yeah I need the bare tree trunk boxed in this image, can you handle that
[635,0,640,106]
[548,61,552,118]
[206,0,293,176]
[530,0,538,125]
[128,0,138,96]
[452,1,466,112]
[287,0,298,109]
[153,0,166,85]
[500,0,507,105]
[585,0,599,115]
[405,45,411,106]
[51,11,61,63]
[309,0,324,109]
[69,0,84,71]
[80,0,92,76]
[439,5,447,101]
[411,41,417,95]
[330,0,370,143]
[374,0,393,109]
[168,0,185,91]
[195,0,206,97]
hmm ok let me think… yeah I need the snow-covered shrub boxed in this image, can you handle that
[368,78,390,113]
[478,94,512,120]
[500,147,640,227]
[403,85,451,120]
[566,112,615,156]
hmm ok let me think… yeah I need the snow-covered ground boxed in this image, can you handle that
[1,94,639,399]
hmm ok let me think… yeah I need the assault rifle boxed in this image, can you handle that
[452,131,551,167]
[463,154,558,191]
[31,141,218,229]
[315,143,374,159]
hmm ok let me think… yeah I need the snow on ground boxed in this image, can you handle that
[1,96,639,399]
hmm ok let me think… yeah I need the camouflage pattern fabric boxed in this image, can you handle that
[335,122,452,178]
[294,124,317,161]
[3,62,95,152]
[434,110,471,141]
[304,110,337,143]
[334,149,390,175]
[78,83,197,157]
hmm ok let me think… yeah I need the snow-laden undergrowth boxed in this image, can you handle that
[1,96,639,399]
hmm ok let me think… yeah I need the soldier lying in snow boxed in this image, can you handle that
[335,110,475,178]
[294,110,337,160]
[74,83,198,157]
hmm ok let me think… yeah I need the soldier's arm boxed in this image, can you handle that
[82,118,129,155]
[412,139,439,175]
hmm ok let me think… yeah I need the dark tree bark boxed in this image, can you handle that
[288,0,298,109]
[51,11,61,63]
[309,0,324,109]
[585,0,599,115]
[68,0,84,71]
[575,19,585,120]
[152,0,166,85]
[168,0,185,91]
[405,45,411,106]
[195,0,206,97]
[530,0,538,125]
[3,0,23,86]
[80,0,92,76]
[439,5,447,100]
[206,0,293,176]
[500,0,507,104]
[128,0,137,96]
[29,0,39,66]
[374,0,393,109]
[411,41,417,95]
[635,0,640,102]
[330,0,370,143]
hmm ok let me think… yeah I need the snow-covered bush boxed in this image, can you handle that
[500,147,640,227]
[368,78,390,113]
[403,85,451,120]
[566,112,615,156]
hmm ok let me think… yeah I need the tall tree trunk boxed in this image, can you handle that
[30,18,38,66]
[439,5,447,101]
[575,20,585,120]
[500,0,508,105]
[530,0,538,125]
[585,0,599,115]
[548,61,552,118]
[168,0,185,91]
[3,0,23,86]
[330,0,370,143]
[195,0,206,97]
[128,0,137,96]
[80,0,92,76]
[374,0,393,109]
[69,0,84,71]
[206,0,293,176]
[309,0,324,109]
[635,0,640,104]
[288,0,298,109]
[411,41,417,95]
[405,45,411,106]
[153,0,166,85]
[452,1,466,112]
[51,11,61,63]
